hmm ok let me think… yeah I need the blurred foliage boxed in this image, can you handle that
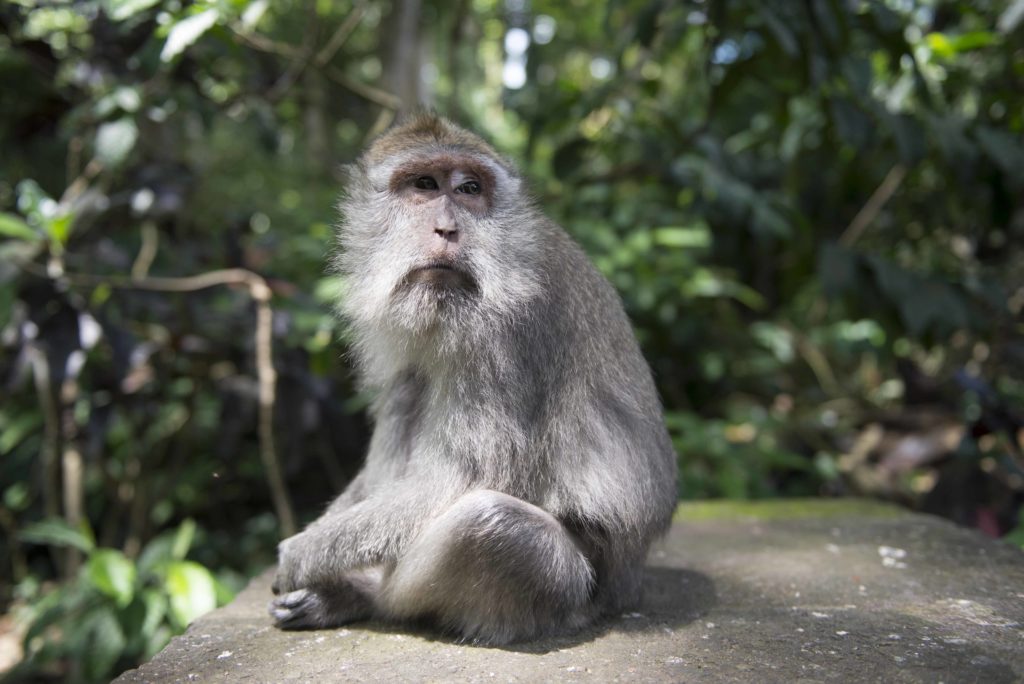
[3,518,234,683]
[1,0,1023,679]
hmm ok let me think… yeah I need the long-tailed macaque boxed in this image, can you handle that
[269,113,677,645]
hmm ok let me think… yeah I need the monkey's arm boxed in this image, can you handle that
[273,471,456,594]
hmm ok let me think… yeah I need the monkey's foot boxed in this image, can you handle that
[269,587,372,630]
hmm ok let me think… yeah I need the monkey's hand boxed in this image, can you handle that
[270,532,380,630]
[271,531,315,595]
[269,584,373,630]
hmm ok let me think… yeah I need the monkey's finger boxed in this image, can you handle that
[269,588,342,630]
[268,589,314,629]
[270,588,310,611]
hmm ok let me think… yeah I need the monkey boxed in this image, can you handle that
[268,113,678,645]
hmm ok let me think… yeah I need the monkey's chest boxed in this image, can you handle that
[413,403,545,497]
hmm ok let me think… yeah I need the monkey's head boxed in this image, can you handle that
[335,114,547,370]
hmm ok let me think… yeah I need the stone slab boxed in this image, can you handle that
[114,500,1024,683]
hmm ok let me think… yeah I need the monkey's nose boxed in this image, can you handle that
[434,226,458,241]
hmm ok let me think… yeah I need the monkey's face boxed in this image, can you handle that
[337,143,545,345]
[389,156,491,300]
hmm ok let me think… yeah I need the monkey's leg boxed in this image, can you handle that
[269,566,381,630]
[378,489,596,645]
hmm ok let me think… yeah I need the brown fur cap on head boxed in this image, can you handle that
[362,111,514,174]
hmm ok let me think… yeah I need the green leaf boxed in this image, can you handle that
[867,256,969,337]
[0,213,39,241]
[653,225,710,249]
[87,549,137,607]
[925,32,955,59]
[102,0,163,21]
[313,276,346,305]
[136,532,176,578]
[140,590,168,637]
[122,589,168,656]
[160,9,220,62]
[0,410,43,453]
[165,561,217,628]
[241,0,269,29]
[45,211,74,246]
[683,268,765,309]
[171,518,196,560]
[751,322,794,363]
[95,117,139,167]
[999,0,1024,33]
[951,31,998,52]
[20,518,96,552]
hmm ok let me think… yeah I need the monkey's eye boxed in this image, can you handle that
[456,180,482,195]
[413,176,439,190]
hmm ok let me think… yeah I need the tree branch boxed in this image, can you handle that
[840,165,907,247]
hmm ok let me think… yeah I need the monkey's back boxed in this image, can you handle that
[527,225,676,516]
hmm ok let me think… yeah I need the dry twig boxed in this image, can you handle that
[840,165,907,247]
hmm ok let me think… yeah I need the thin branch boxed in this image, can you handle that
[252,280,295,537]
[265,0,320,102]
[230,5,391,116]
[266,46,314,102]
[60,371,84,577]
[840,165,907,247]
[324,65,402,110]
[59,159,104,207]
[230,25,300,58]
[315,3,366,66]
[786,324,842,397]
[28,347,65,576]
[131,221,159,279]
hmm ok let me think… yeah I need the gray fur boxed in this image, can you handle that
[269,114,677,644]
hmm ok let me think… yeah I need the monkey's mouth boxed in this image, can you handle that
[402,260,479,295]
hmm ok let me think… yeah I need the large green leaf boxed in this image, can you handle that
[165,560,218,628]
[0,213,39,241]
[160,9,220,62]
[171,518,197,560]
[87,549,137,607]
[19,518,96,553]
[102,0,162,21]
[653,225,711,249]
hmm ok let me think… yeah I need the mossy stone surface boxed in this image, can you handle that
[115,500,1024,683]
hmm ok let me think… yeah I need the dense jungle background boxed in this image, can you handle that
[1,0,1022,680]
